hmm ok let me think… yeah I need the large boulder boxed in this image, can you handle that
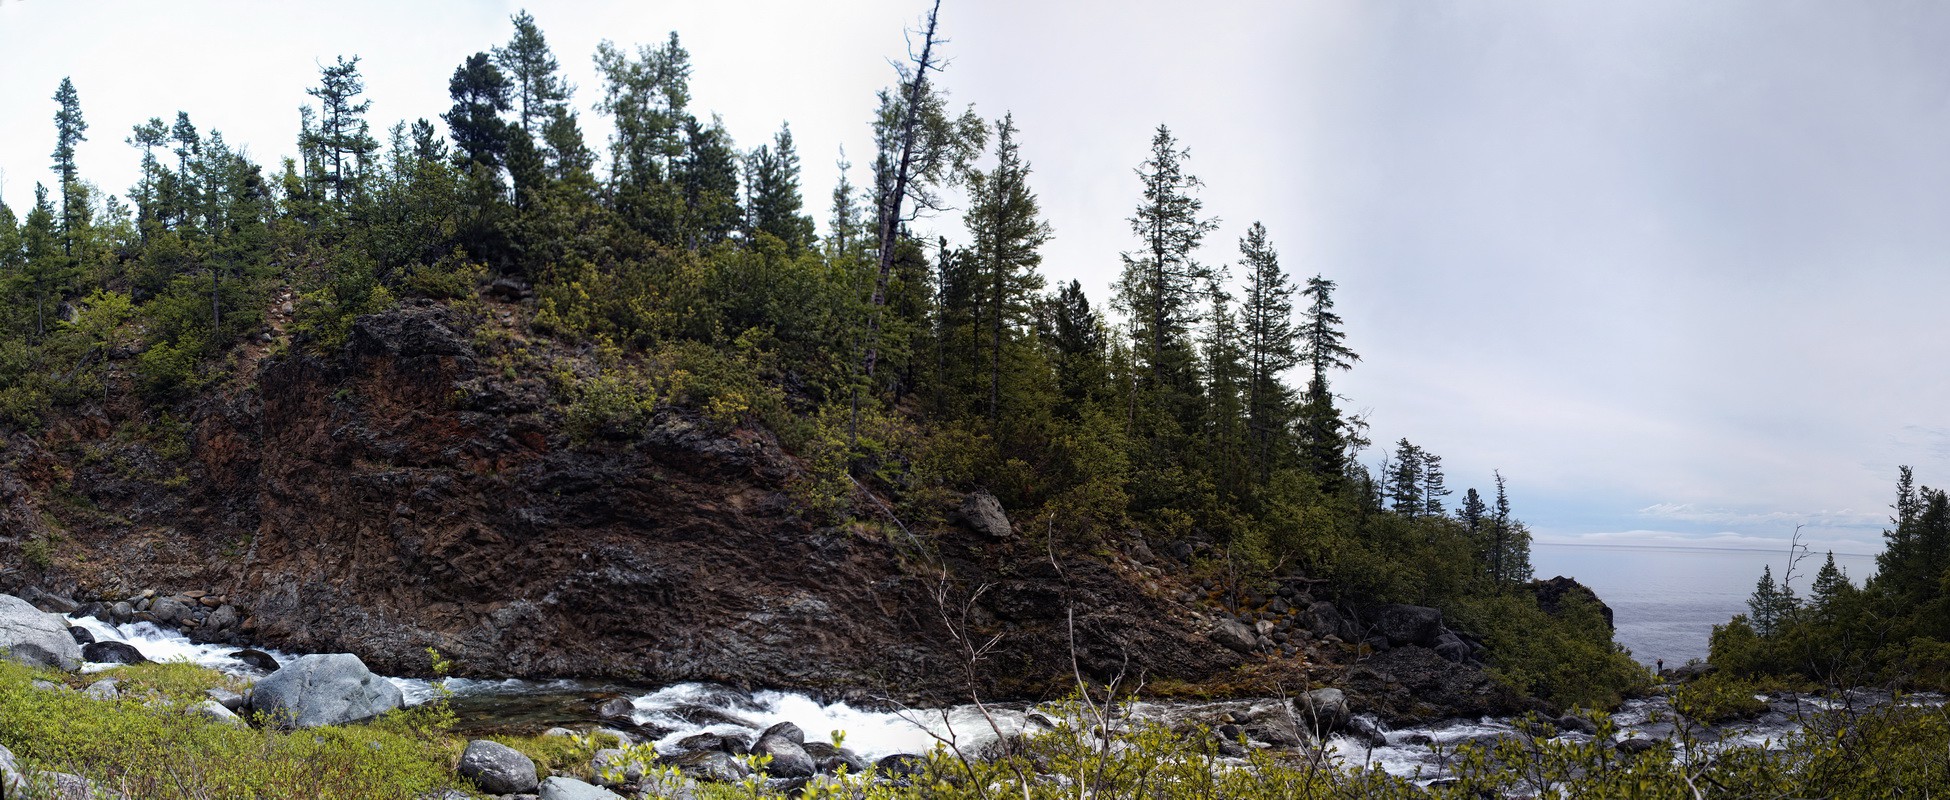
[753,722,817,778]
[538,776,623,800]
[458,739,539,794]
[1363,604,1445,648]
[0,594,83,671]
[1209,619,1258,654]
[248,653,403,729]
[0,742,22,796]
[82,640,148,665]
[957,490,1013,539]
[1297,688,1352,736]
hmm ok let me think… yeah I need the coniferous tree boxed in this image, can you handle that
[679,114,742,249]
[1115,124,1217,434]
[1238,222,1297,480]
[127,118,169,236]
[743,123,815,252]
[1201,278,1250,500]
[1460,487,1486,532]
[862,0,985,385]
[304,56,379,208]
[445,53,514,177]
[1421,452,1450,517]
[1040,280,1105,420]
[495,10,573,139]
[1296,274,1358,484]
[19,185,70,337]
[1388,439,1425,517]
[963,114,1050,423]
[595,32,692,241]
[50,77,88,257]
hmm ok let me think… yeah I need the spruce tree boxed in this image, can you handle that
[743,123,816,252]
[679,114,742,249]
[1115,124,1217,433]
[1238,221,1297,479]
[1042,280,1104,420]
[50,77,89,257]
[445,53,514,176]
[495,10,573,139]
[1388,439,1425,517]
[304,56,378,208]
[594,32,692,241]
[1421,452,1450,516]
[1296,274,1358,484]
[963,114,1050,423]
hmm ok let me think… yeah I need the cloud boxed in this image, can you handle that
[1535,528,1881,558]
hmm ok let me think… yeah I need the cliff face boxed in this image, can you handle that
[0,301,1239,704]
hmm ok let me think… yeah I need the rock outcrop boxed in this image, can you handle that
[0,594,82,671]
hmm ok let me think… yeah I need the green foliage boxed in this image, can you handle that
[1670,672,1769,724]
[1453,591,1649,709]
[563,366,658,443]
[0,660,467,799]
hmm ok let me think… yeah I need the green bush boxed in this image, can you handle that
[563,368,657,443]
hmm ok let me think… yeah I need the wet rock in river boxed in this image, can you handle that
[82,640,148,665]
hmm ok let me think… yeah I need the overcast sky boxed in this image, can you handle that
[4,0,1948,558]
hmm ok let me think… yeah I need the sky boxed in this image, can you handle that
[4,0,1949,561]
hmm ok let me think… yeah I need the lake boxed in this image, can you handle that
[1530,542,1880,667]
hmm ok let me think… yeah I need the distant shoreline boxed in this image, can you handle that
[1534,541,1878,558]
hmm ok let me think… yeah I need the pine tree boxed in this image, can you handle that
[1460,487,1486,531]
[1238,222,1297,480]
[444,52,514,176]
[494,10,573,139]
[1748,564,1794,637]
[304,56,379,208]
[1810,552,1850,611]
[679,114,742,249]
[963,114,1050,423]
[50,77,89,257]
[594,32,692,241]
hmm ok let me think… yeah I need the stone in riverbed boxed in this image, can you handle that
[1298,688,1352,737]
[671,749,750,782]
[150,596,193,626]
[458,739,539,794]
[591,695,635,720]
[82,640,148,665]
[0,593,83,671]
[754,722,817,777]
[802,742,868,774]
[230,648,280,671]
[249,653,403,729]
[538,775,623,799]
[68,626,94,646]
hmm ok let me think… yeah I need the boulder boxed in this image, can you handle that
[875,754,924,777]
[68,626,95,646]
[670,749,750,782]
[802,742,868,774]
[0,742,21,797]
[194,699,249,728]
[458,739,539,795]
[1615,736,1658,755]
[592,696,635,720]
[109,602,133,625]
[206,687,246,712]
[83,678,120,701]
[538,775,624,800]
[189,605,241,644]
[676,732,750,755]
[753,723,817,778]
[0,593,83,671]
[1297,688,1352,736]
[230,648,280,671]
[1346,715,1390,748]
[21,587,78,614]
[249,653,403,729]
[589,747,648,788]
[1557,714,1599,735]
[957,490,1013,539]
[150,596,193,626]
[82,640,148,665]
[1365,604,1445,647]
[1210,619,1258,654]
[1433,631,1471,663]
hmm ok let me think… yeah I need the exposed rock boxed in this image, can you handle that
[68,626,95,646]
[0,742,21,797]
[753,723,817,778]
[1615,736,1658,755]
[109,602,133,624]
[1666,661,1716,682]
[802,742,868,774]
[230,648,280,671]
[675,732,749,755]
[84,678,120,700]
[1362,604,1445,647]
[875,754,924,777]
[190,605,241,644]
[1346,716,1390,748]
[1346,645,1527,724]
[1529,575,1615,631]
[82,640,148,665]
[670,749,750,782]
[458,739,539,795]
[206,687,246,711]
[194,699,249,728]
[957,489,1013,539]
[1298,688,1352,736]
[1210,619,1259,654]
[249,653,403,729]
[538,776,623,800]
[592,696,635,721]
[589,747,647,788]
[1304,601,1349,639]
[150,596,193,626]
[21,586,78,614]
[1433,631,1471,663]
[0,593,83,671]
[1557,714,1599,735]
